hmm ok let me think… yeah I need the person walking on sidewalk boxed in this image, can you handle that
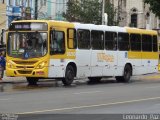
[0,51,5,80]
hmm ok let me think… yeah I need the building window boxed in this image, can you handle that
[44,0,47,6]
[1,0,5,4]
[8,0,13,5]
[15,0,19,6]
[131,14,138,27]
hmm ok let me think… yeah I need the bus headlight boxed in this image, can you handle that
[36,61,47,69]
[7,61,14,68]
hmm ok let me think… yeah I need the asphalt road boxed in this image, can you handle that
[0,74,160,120]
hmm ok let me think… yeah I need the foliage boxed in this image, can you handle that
[63,0,117,25]
[144,0,160,18]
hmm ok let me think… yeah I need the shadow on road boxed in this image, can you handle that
[0,76,159,93]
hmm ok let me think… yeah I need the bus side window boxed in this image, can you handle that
[50,30,65,55]
[77,29,90,49]
[142,34,152,52]
[153,35,158,52]
[67,29,77,49]
[130,34,141,51]
[105,31,117,50]
[118,33,129,51]
[91,30,104,50]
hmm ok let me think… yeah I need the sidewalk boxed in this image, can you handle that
[0,71,26,83]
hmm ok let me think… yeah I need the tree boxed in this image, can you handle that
[105,0,117,25]
[63,0,116,25]
[144,0,160,18]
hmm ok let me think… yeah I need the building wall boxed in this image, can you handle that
[112,0,160,29]
[0,0,7,31]
[32,0,67,20]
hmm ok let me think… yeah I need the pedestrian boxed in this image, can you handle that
[0,51,5,80]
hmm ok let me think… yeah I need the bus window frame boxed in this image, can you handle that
[50,29,65,55]
[118,32,130,51]
[77,29,91,50]
[130,33,142,51]
[67,28,77,49]
[142,34,152,52]
[105,31,117,51]
[91,30,104,50]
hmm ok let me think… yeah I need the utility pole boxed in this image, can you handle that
[35,0,38,20]
[102,0,105,25]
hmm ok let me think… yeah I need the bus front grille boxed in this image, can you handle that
[16,66,34,69]
[17,70,32,74]
[13,61,38,65]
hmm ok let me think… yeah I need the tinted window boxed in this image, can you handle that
[153,35,158,52]
[50,31,65,54]
[142,35,152,52]
[130,34,141,51]
[105,32,117,50]
[77,29,90,49]
[118,33,129,51]
[91,31,104,50]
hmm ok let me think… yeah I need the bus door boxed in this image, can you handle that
[141,34,154,74]
[102,51,117,76]
[90,31,104,77]
[48,27,66,78]
[117,33,130,75]
[103,32,118,76]
[76,29,91,78]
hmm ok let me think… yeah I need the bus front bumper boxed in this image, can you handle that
[6,67,48,78]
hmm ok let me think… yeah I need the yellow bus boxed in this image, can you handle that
[6,20,159,85]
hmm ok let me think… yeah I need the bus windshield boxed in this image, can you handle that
[7,32,47,59]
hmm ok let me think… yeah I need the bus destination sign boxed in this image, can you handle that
[9,22,48,31]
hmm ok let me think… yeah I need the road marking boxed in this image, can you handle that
[142,75,160,80]
[0,98,10,101]
[146,86,160,89]
[73,91,103,95]
[17,96,160,114]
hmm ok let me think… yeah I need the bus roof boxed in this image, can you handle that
[11,20,158,35]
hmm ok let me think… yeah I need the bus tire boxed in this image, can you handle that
[88,77,102,84]
[116,64,132,83]
[62,65,75,86]
[26,77,39,85]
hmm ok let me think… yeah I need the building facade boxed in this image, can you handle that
[0,0,7,30]
[111,0,160,30]
[6,0,68,27]
[46,0,67,20]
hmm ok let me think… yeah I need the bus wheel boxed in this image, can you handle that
[26,77,39,85]
[116,64,132,83]
[62,65,75,86]
[88,77,102,84]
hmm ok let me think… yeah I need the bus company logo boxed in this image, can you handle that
[97,53,114,62]
[67,52,76,57]
[23,66,27,69]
